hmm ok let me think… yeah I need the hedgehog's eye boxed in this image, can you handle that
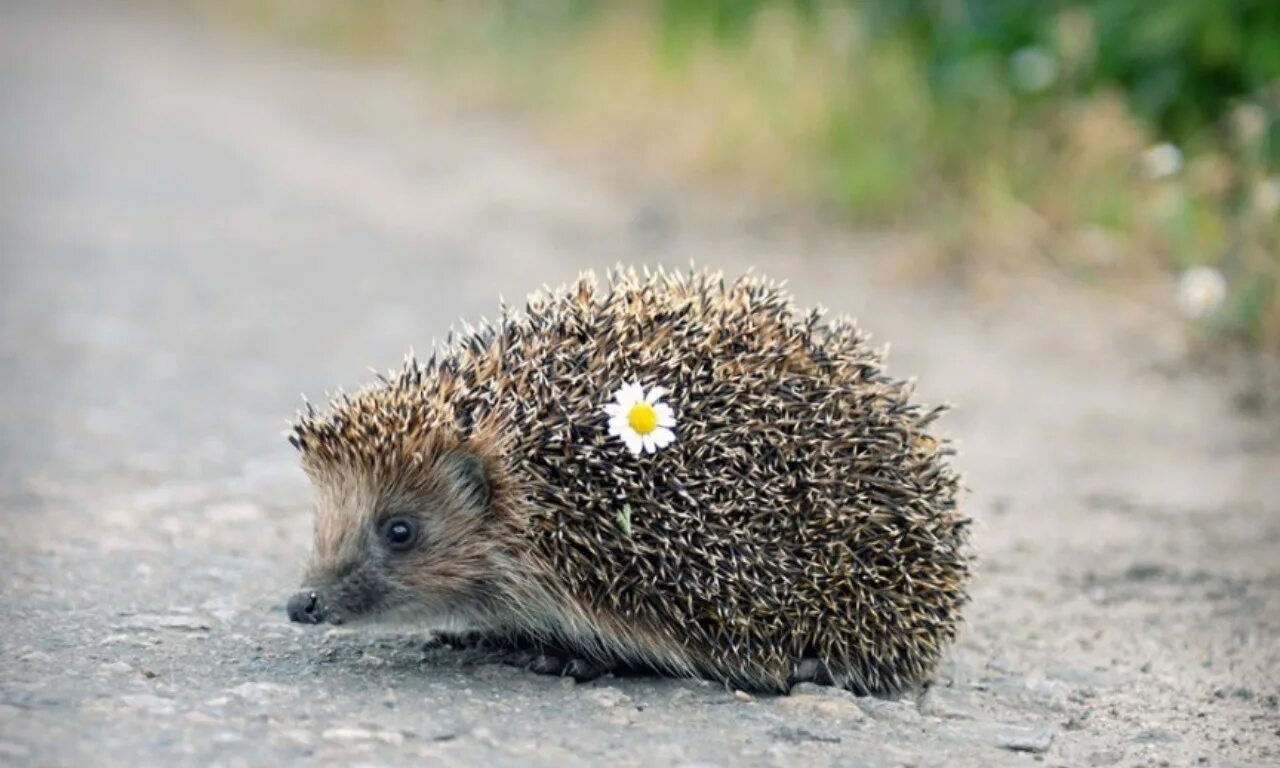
[384,518,418,552]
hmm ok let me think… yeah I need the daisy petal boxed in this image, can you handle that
[645,386,668,403]
[654,404,676,427]
[622,433,644,456]
[603,403,623,417]
[642,434,658,454]
[620,383,644,406]
[608,417,628,437]
[652,427,675,447]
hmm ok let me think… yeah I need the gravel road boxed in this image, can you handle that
[2,2,1278,766]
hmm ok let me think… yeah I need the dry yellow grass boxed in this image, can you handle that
[205,0,1280,350]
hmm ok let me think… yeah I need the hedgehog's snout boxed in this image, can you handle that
[286,589,332,625]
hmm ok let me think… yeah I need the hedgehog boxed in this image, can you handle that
[285,268,969,695]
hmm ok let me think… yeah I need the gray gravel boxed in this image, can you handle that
[2,2,1278,766]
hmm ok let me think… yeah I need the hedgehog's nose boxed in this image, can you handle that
[286,590,326,624]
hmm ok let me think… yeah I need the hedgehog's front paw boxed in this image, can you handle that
[435,631,493,650]
[499,647,615,682]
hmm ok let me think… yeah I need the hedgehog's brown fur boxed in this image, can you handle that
[290,268,969,694]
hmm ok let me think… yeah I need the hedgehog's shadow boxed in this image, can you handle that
[429,631,899,696]
[319,631,919,701]
[432,631,656,684]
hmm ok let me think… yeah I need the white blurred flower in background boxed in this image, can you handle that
[1253,177,1280,219]
[1232,103,1268,143]
[1138,142,1182,180]
[1009,46,1058,94]
[1176,266,1228,319]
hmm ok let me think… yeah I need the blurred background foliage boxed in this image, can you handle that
[210,0,1280,349]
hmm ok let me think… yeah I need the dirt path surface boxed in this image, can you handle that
[2,3,1278,766]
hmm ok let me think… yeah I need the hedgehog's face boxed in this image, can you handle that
[286,451,505,629]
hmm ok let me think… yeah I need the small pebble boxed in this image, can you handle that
[119,694,177,716]
[732,690,754,703]
[857,697,920,723]
[788,682,856,699]
[587,687,630,708]
[280,729,314,746]
[917,686,974,719]
[995,726,1054,754]
[771,725,840,745]
[203,501,264,523]
[1134,728,1180,744]
[228,682,297,703]
[669,689,696,705]
[321,727,405,745]
[774,695,864,721]
[1088,749,1124,766]
[787,682,825,696]
[124,614,211,632]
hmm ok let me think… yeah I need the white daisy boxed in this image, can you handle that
[603,382,677,456]
[1176,266,1227,319]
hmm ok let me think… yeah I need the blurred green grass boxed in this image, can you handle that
[206,0,1280,350]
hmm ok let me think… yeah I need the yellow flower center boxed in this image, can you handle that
[627,402,659,435]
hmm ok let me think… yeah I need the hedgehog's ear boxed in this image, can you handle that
[441,452,491,513]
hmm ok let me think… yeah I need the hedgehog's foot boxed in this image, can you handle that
[498,646,616,682]
[434,630,493,651]
[787,658,835,687]
[438,632,617,681]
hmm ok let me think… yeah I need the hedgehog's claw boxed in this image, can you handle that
[561,657,614,682]
[435,630,490,650]
[489,646,614,682]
